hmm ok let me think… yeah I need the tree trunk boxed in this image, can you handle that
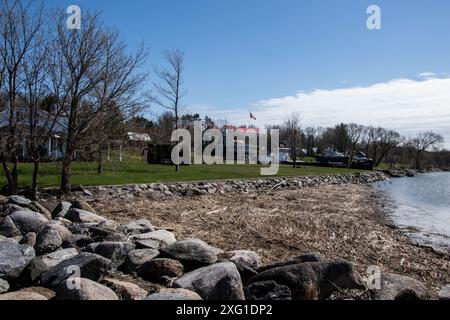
[97,149,103,174]
[1,159,16,194]
[61,159,71,194]
[31,159,39,200]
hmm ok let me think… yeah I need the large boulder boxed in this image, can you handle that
[70,200,96,213]
[55,278,119,300]
[64,208,107,225]
[52,202,72,219]
[30,201,52,220]
[85,242,135,268]
[370,273,429,300]
[135,239,160,250]
[228,250,262,269]
[0,291,47,300]
[28,248,79,282]
[160,239,218,270]
[245,281,292,300]
[0,278,9,294]
[257,252,323,273]
[1,204,32,217]
[41,253,111,288]
[8,196,32,207]
[118,219,155,235]
[145,288,202,301]
[247,260,364,300]
[122,249,160,274]
[131,230,176,248]
[103,278,147,300]
[0,216,21,238]
[173,262,245,300]
[439,285,450,301]
[137,258,184,283]
[35,225,63,255]
[0,238,35,280]
[9,211,48,234]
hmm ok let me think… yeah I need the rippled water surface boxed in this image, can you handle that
[376,172,450,251]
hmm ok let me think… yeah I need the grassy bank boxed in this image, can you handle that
[0,157,366,189]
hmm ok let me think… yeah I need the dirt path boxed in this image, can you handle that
[92,184,450,296]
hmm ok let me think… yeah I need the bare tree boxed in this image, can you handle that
[151,49,186,172]
[407,131,444,169]
[346,123,365,168]
[283,113,302,168]
[0,0,43,194]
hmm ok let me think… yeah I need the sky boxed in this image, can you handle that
[45,0,450,147]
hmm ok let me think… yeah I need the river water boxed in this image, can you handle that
[375,172,450,252]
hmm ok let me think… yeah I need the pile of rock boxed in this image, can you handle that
[0,194,443,300]
[41,171,390,202]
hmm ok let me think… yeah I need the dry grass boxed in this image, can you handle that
[91,184,450,297]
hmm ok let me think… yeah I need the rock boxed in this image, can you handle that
[145,288,202,301]
[62,234,93,250]
[89,226,128,242]
[160,239,218,270]
[64,208,107,225]
[28,248,79,282]
[132,230,176,248]
[103,278,147,300]
[245,281,292,300]
[0,195,8,205]
[41,253,111,288]
[0,291,47,300]
[20,232,37,247]
[85,242,135,268]
[19,287,56,300]
[8,195,32,207]
[52,202,72,219]
[55,278,119,300]
[248,260,364,300]
[137,258,184,283]
[118,219,155,235]
[0,216,21,238]
[1,204,31,217]
[173,262,245,300]
[370,273,429,300]
[0,238,35,280]
[135,239,160,250]
[30,201,52,220]
[70,200,96,213]
[0,278,9,294]
[439,285,450,300]
[35,225,63,254]
[122,249,160,274]
[9,210,48,234]
[257,252,324,273]
[228,250,262,269]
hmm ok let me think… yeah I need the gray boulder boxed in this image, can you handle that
[0,216,21,238]
[245,280,292,300]
[137,258,184,283]
[228,250,262,269]
[103,278,148,300]
[1,204,31,217]
[85,242,135,268]
[52,202,72,219]
[35,225,63,255]
[20,232,37,247]
[30,201,52,220]
[0,278,9,294]
[41,253,111,288]
[0,291,47,300]
[28,248,79,282]
[439,285,450,300]
[131,230,176,247]
[122,249,160,274]
[248,260,364,300]
[370,273,429,300]
[135,239,160,250]
[145,288,202,301]
[55,278,119,300]
[9,210,48,234]
[173,262,245,300]
[118,219,155,235]
[160,239,218,270]
[70,200,96,213]
[64,208,107,225]
[257,252,324,273]
[0,238,35,280]
[8,195,32,207]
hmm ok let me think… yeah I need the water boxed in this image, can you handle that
[375,172,450,252]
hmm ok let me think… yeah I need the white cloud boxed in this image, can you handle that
[193,77,450,148]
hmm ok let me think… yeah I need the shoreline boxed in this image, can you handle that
[86,182,449,298]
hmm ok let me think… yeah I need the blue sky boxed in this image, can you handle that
[45,0,450,145]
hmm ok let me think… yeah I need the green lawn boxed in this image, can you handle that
[0,156,367,189]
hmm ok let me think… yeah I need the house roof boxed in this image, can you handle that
[0,106,68,133]
[127,132,152,142]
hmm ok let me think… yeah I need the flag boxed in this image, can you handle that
[250,112,256,121]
